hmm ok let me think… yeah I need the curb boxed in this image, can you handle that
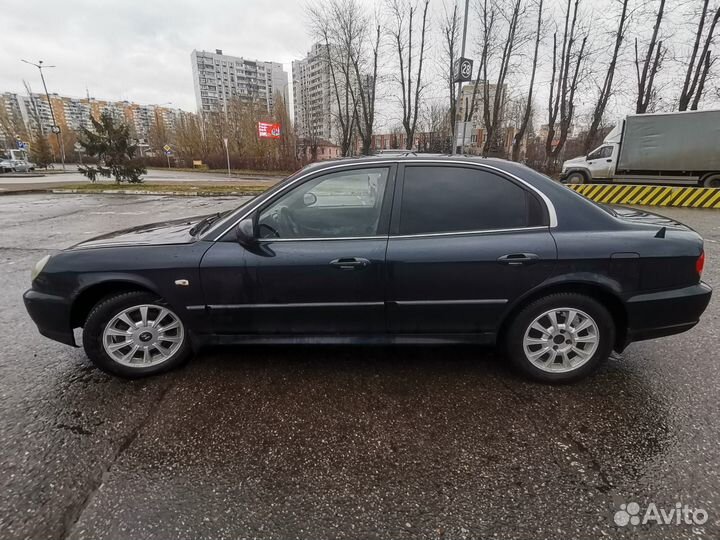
[0,188,50,196]
[50,189,259,197]
[567,184,720,209]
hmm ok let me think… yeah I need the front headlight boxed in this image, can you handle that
[31,254,51,282]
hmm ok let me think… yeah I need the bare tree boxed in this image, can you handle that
[306,1,357,156]
[0,100,29,150]
[298,81,321,161]
[440,2,461,136]
[679,0,720,111]
[584,0,630,153]
[326,39,357,156]
[544,0,588,171]
[387,0,431,150]
[634,0,666,113]
[463,0,495,141]
[481,0,524,157]
[511,0,543,162]
[273,92,298,170]
[343,1,381,156]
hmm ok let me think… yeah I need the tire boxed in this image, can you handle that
[504,293,615,383]
[82,291,191,378]
[701,173,720,188]
[563,171,587,185]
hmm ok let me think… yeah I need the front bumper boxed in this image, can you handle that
[624,282,712,345]
[23,289,76,347]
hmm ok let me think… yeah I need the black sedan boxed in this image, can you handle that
[24,155,711,382]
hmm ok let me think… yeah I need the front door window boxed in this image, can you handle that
[258,168,390,239]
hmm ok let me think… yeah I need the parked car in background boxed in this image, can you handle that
[0,159,36,173]
[0,159,15,173]
[24,155,711,383]
[561,109,720,187]
[10,159,36,172]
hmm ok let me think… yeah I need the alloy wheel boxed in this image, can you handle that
[102,304,184,367]
[522,307,599,373]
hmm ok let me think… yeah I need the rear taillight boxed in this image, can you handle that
[696,250,705,277]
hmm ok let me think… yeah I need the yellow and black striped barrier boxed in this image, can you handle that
[567,184,720,209]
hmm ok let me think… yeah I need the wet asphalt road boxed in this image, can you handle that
[0,194,719,540]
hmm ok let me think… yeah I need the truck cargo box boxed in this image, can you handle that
[617,110,720,172]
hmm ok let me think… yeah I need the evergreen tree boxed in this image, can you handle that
[78,112,146,183]
[30,132,53,168]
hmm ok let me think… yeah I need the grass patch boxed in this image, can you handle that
[59,183,270,195]
[148,167,293,177]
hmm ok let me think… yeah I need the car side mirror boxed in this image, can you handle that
[302,192,317,207]
[236,217,257,246]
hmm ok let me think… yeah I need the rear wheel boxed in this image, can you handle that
[504,293,615,383]
[701,173,720,188]
[82,291,191,378]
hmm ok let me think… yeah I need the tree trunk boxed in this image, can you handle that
[679,1,719,111]
[584,0,629,154]
[511,0,543,162]
[635,0,665,114]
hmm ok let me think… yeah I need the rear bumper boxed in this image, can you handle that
[624,282,712,345]
[23,289,76,347]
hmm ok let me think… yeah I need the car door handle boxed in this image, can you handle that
[606,159,612,162]
[497,253,540,266]
[329,257,371,270]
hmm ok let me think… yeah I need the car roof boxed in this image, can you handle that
[301,154,545,188]
[303,153,511,170]
[299,154,620,232]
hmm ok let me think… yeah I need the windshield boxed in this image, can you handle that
[199,168,309,240]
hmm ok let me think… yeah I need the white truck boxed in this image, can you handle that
[560,110,720,187]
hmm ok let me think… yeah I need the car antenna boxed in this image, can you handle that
[655,227,666,239]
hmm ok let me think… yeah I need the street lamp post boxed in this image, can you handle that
[21,59,66,171]
[223,137,231,178]
[451,0,471,156]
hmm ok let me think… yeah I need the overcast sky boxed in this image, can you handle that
[0,0,312,111]
[2,0,715,133]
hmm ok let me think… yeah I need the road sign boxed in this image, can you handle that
[454,57,474,83]
[164,150,172,156]
[74,142,82,151]
[51,125,61,134]
[163,144,172,152]
[258,122,281,139]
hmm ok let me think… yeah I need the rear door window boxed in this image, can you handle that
[398,166,542,235]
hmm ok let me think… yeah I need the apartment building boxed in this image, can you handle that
[292,43,335,143]
[0,91,185,143]
[191,49,288,115]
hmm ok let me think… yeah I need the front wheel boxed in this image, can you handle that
[562,171,587,185]
[82,291,191,378]
[504,293,615,383]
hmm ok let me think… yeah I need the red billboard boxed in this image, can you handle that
[258,122,281,139]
